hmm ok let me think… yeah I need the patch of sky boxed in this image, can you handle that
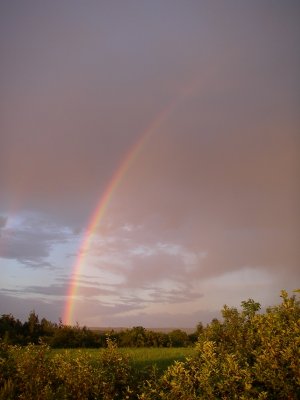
[48,239,79,270]
[0,259,56,291]
[129,245,157,257]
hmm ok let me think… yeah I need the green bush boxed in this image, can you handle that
[0,343,54,400]
[0,338,135,400]
[96,338,134,399]
[0,341,17,399]
[140,290,300,399]
[51,350,95,399]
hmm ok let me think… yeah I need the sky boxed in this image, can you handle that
[0,0,299,328]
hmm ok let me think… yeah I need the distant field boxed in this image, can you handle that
[53,347,195,372]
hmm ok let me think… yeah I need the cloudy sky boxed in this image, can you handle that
[1,0,299,328]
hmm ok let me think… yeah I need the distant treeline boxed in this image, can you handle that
[0,312,201,348]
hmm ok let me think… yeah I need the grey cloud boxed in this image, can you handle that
[68,297,147,326]
[1,229,50,260]
[0,216,7,229]
[0,285,204,327]
[87,220,300,294]
[1,0,298,219]
[0,215,75,268]
[1,285,67,298]
[20,259,54,269]
[118,287,202,307]
[14,283,114,298]
[0,0,299,327]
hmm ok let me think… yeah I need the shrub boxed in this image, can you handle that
[51,350,96,399]
[96,337,135,399]
[0,343,54,400]
[0,339,136,400]
[140,290,300,399]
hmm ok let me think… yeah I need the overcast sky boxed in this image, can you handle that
[1,0,299,328]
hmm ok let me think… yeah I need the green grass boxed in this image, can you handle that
[53,347,195,372]
[120,347,195,371]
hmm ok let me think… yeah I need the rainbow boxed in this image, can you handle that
[63,77,207,325]
[63,102,177,325]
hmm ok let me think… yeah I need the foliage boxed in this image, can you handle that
[0,343,54,400]
[0,338,134,399]
[140,290,300,399]
[0,314,24,345]
[53,347,195,374]
[96,338,133,399]
[0,314,195,348]
[168,329,189,347]
[51,348,95,399]
[115,327,191,348]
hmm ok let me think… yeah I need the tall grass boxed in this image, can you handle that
[53,347,195,373]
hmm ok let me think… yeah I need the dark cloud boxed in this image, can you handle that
[0,216,7,229]
[0,215,75,268]
[1,283,114,299]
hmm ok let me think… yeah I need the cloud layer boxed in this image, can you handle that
[0,1,299,327]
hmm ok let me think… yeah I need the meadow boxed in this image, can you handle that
[53,346,195,373]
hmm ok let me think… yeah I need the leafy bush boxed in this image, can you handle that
[0,341,17,399]
[0,343,54,400]
[140,290,300,399]
[96,338,134,399]
[51,349,95,399]
[0,338,135,400]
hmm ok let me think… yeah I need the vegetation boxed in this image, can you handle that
[53,347,195,374]
[0,290,299,399]
[0,315,195,348]
[140,290,300,399]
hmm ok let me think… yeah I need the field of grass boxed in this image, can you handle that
[53,347,195,372]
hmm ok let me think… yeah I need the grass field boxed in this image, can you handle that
[53,347,195,372]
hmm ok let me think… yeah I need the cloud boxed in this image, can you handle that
[0,213,76,268]
[118,287,202,307]
[0,1,299,327]
[0,216,7,229]
[1,283,114,299]
[0,282,252,328]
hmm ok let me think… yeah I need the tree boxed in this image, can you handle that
[0,314,23,344]
[168,330,189,347]
[23,311,41,343]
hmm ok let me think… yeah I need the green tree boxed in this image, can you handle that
[0,314,23,344]
[168,330,189,347]
[23,311,41,343]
